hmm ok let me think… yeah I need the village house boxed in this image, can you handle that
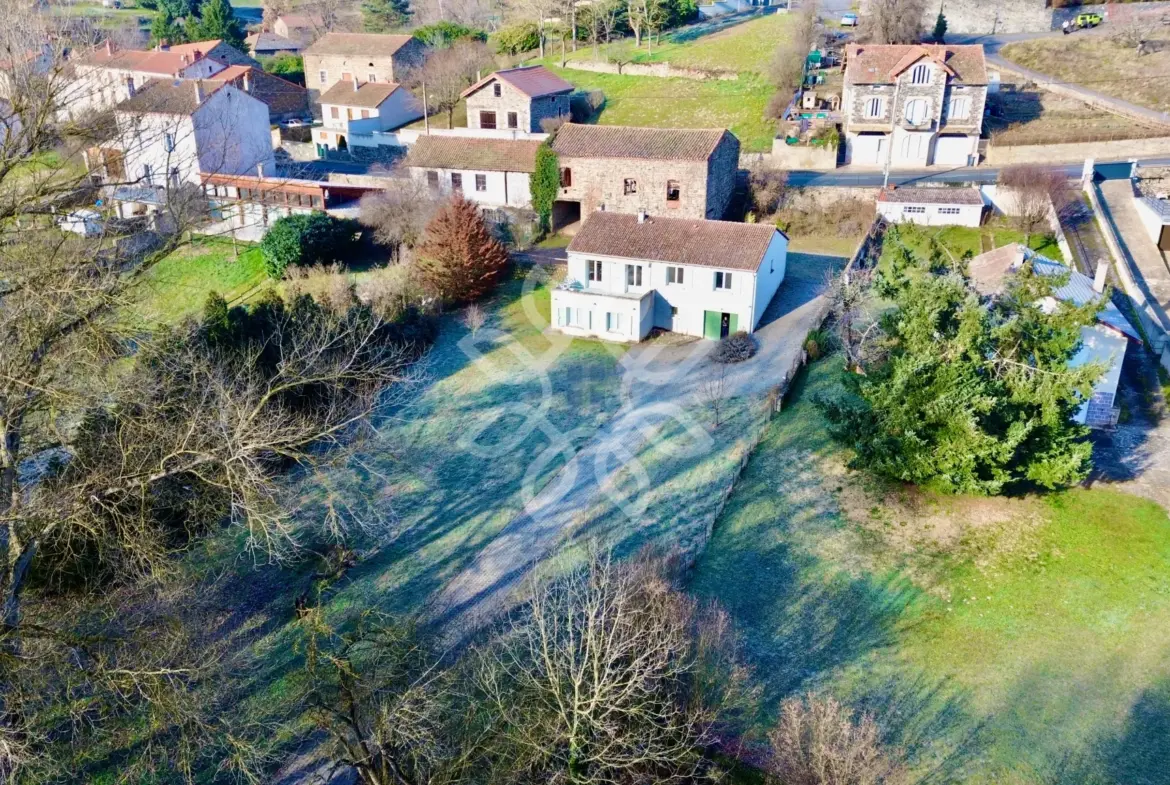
[69,40,229,116]
[245,31,303,57]
[550,124,740,227]
[552,211,788,342]
[876,186,985,227]
[166,40,260,68]
[968,245,1140,428]
[461,65,573,133]
[274,13,322,45]
[302,33,427,97]
[98,78,275,219]
[402,136,543,209]
[314,79,423,154]
[209,65,310,123]
[842,43,987,168]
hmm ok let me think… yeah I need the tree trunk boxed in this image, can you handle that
[571,6,577,52]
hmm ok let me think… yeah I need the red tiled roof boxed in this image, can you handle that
[76,45,208,75]
[552,123,730,161]
[116,78,226,115]
[845,43,987,85]
[461,65,574,99]
[403,135,543,173]
[167,40,223,58]
[568,212,783,271]
[304,33,416,58]
[319,80,403,107]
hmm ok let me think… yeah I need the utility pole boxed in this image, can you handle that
[422,81,430,134]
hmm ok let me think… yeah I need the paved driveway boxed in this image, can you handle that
[430,253,844,639]
[1097,179,1170,337]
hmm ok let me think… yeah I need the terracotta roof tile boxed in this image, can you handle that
[552,123,731,161]
[77,46,204,75]
[568,212,782,271]
[319,80,402,108]
[878,186,984,205]
[116,78,224,115]
[845,43,987,85]
[304,32,416,58]
[461,65,574,99]
[246,32,302,52]
[403,136,543,173]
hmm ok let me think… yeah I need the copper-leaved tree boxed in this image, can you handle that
[416,197,509,305]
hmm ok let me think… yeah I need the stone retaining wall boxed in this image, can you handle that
[861,0,1051,34]
[559,59,738,81]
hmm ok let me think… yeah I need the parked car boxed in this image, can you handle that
[1075,12,1102,28]
[840,12,858,26]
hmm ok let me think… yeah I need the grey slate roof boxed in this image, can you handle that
[462,65,574,99]
[568,212,783,271]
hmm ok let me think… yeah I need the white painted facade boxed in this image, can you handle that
[876,199,984,227]
[552,232,788,342]
[70,57,226,117]
[115,84,275,200]
[407,166,531,209]
[1070,324,1129,426]
[317,87,424,151]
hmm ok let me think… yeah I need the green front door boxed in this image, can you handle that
[703,310,721,340]
[727,313,738,335]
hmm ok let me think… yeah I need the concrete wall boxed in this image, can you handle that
[877,200,983,227]
[987,136,1170,166]
[1134,196,1166,244]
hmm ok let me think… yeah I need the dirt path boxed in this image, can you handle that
[429,253,843,641]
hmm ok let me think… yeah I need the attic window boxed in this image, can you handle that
[911,64,931,84]
[666,180,680,203]
[624,178,637,195]
[493,82,502,97]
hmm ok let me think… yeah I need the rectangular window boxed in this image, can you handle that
[341,71,352,81]
[587,259,602,282]
[714,271,732,290]
[947,95,971,121]
[560,167,572,187]
[361,109,370,119]
[670,306,678,317]
[141,163,152,185]
[507,111,518,129]
[169,167,180,189]
[911,64,930,84]
[368,73,376,83]
[330,106,339,119]
[451,172,463,191]
[606,312,623,333]
[164,132,175,152]
[319,70,327,84]
[426,170,439,189]
[666,180,680,203]
[493,82,502,97]
[937,206,961,215]
[475,173,487,192]
[904,205,927,214]
[626,264,642,287]
[347,108,354,120]
[479,110,497,129]
[624,178,637,195]
[864,97,883,118]
[666,265,684,284]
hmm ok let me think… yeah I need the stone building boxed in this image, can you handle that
[302,33,427,97]
[461,65,573,133]
[842,43,987,168]
[209,65,310,123]
[549,124,739,226]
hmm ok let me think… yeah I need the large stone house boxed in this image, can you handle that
[209,65,310,123]
[402,136,543,209]
[550,124,739,226]
[842,43,987,168]
[461,65,573,133]
[314,79,424,153]
[302,33,427,96]
[552,211,788,342]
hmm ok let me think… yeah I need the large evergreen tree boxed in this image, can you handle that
[361,0,412,32]
[815,239,1104,495]
[530,143,560,234]
[416,197,508,304]
[193,0,246,51]
[150,6,188,45]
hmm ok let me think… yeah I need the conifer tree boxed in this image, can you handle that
[417,198,509,304]
[362,0,412,32]
[193,0,246,51]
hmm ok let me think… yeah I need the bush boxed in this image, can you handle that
[413,21,487,46]
[260,212,360,279]
[263,52,304,81]
[711,331,757,364]
[569,89,604,122]
[803,328,832,360]
[493,20,540,55]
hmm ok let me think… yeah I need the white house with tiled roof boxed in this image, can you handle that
[314,79,423,153]
[402,136,543,209]
[843,43,988,168]
[70,40,229,116]
[876,186,986,227]
[553,211,788,342]
[462,65,574,133]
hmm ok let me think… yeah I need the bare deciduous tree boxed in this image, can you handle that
[1111,17,1155,55]
[769,0,817,97]
[697,362,731,428]
[998,164,1075,248]
[462,303,486,336]
[748,163,788,217]
[474,551,754,784]
[767,692,903,785]
[360,177,444,262]
[825,268,882,372]
[859,0,926,44]
[405,40,494,128]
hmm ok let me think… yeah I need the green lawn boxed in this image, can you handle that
[556,12,793,74]
[128,240,269,325]
[690,357,1170,784]
[882,222,1065,268]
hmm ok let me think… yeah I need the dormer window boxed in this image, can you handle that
[911,64,931,85]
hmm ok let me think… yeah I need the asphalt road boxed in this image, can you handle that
[786,158,1170,187]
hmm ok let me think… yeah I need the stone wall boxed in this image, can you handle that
[1052,1,1170,28]
[466,78,570,133]
[706,133,741,219]
[302,40,426,98]
[557,156,713,219]
[767,141,838,170]
[559,59,738,81]
[860,0,1051,34]
[986,135,1170,165]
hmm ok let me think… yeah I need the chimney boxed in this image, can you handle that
[637,210,647,224]
[1094,260,1110,293]
[256,162,264,180]
[242,70,251,93]
[105,40,114,56]
[193,49,203,61]
[352,76,359,92]
[180,53,189,65]
[157,39,170,51]
[194,80,205,105]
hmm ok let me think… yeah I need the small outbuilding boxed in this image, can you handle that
[876,186,985,227]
